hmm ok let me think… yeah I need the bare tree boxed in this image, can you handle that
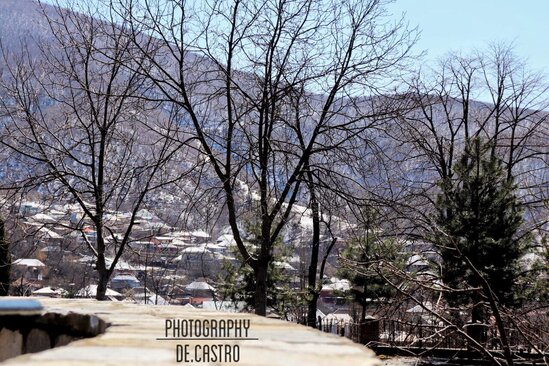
[0,1,195,299]
[110,0,415,315]
[0,214,9,296]
[342,45,549,364]
[387,45,548,235]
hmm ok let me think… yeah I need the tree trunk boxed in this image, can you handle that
[470,262,515,366]
[96,253,109,300]
[307,292,320,328]
[0,216,10,296]
[467,299,484,350]
[306,168,321,328]
[254,264,268,316]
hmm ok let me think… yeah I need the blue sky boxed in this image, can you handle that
[45,0,547,74]
[388,0,547,73]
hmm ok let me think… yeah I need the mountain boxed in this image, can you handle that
[0,0,547,238]
[0,0,58,53]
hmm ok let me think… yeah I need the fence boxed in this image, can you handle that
[316,317,547,353]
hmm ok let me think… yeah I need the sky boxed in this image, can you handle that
[388,0,548,73]
[43,0,547,74]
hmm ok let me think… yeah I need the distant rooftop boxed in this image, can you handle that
[12,259,46,268]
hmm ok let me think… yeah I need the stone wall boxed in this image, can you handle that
[0,312,107,361]
[2,298,380,365]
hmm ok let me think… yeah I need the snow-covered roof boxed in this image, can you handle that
[287,255,301,264]
[125,287,169,305]
[105,258,137,271]
[48,209,66,217]
[185,281,215,291]
[161,243,178,250]
[143,222,170,230]
[164,230,189,237]
[171,239,193,247]
[77,256,141,271]
[105,212,131,222]
[316,309,326,319]
[39,246,61,252]
[204,243,225,250]
[62,202,85,212]
[273,261,296,271]
[13,259,45,267]
[20,201,47,209]
[155,236,175,241]
[32,286,67,296]
[190,230,210,238]
[406,254,429,266]
[180,246,210,254]
[216,234,236,246]
[78,255,94,263]
[136,209,155,219]
[406,302,433,313]
[38,227,62,239]
[321,277,351,292]
[76,285,122,297]
[163,230,210,238]
[28,213,56,223]
[133,295,168,305]
[213,253,231,261]
[202,300,247,313]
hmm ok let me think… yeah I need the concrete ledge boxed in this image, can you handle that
[2,298,380,365]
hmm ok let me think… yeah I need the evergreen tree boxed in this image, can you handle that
[0,215,10,296]
[339,233,401,322]
[436,138,528,313]
[217,222,305,317]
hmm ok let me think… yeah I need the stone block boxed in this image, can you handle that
[0,328,23,361]
[25,328,51,353]
[54,334,74,347]
[59,313,106,336]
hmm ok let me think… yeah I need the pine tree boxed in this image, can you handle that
[217,222,304,317]
[0,215,10,296]
[339,234,401,322]
[436,138,528,313]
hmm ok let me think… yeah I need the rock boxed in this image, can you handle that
[0,328,23,361]
[26,328,51,353]
[54,334,74,347]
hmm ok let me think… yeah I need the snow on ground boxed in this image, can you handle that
[380,356,420,366]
